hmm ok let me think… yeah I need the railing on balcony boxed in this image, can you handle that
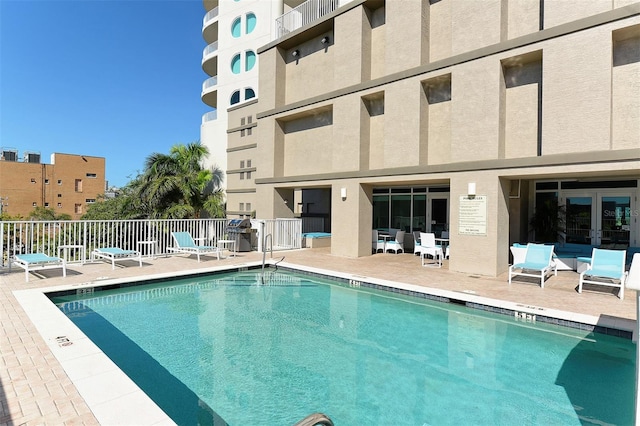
[202,76,218,92]
[202,110,218,124]
[203,7,219,26]
[203,41,219,59]
[0,218,302,267]
[275,0,343,39]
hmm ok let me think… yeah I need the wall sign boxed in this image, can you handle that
[459,195,487,235]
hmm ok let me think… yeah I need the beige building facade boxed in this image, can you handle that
[234,0,640,277]
[0,151,106,220]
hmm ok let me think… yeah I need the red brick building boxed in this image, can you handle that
[0,150,106,219]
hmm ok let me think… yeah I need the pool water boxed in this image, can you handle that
[52,269,636,425]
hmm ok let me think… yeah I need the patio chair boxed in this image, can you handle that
[578,248,627,299]
[372,230,385,253]
[413,231,422,256]
[441,231,450,259]
[385,230,405,254]
[508,243,557,287]
[91,247,142,270]
[418,232,443,268]
[168,231,221,262]
[11,253,67,282]
[510,243,527,265]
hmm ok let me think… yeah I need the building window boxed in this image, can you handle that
[246,171,252,179]
[86,199,96,203]
[245,51,256,71]
[75,204,83,214]
[30,178,36,183]
[246,13,256,34]
[32,202,37,207]
[239,202,244,211]
[44,203,49,207]
[247,160,252,167]
[240,172,245,180]
[57,194,62,198]
[231,17,241,38]
[86,173,97,178]
[240,160,245,168]
[245,88,255,100]
[246,203,251,211]
[230,90,240,105]
[246,127,252,136]
[57,203,62,208]
[241,129,245,137]
[57,180,62,185]
[75,179,83,192]
[44,179,49,184]
[231,54,241,74]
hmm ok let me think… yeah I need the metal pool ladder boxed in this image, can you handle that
[293,412,334,426]
[261,233,273,276]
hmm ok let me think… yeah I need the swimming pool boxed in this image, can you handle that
[51,267,636,425]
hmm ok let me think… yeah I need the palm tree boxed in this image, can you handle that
[137,142,225,219]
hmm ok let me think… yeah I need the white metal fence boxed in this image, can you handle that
[0,218,302,267]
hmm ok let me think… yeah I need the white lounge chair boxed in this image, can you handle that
[372,230,385,253]
[386,230,405,254]
[579,248,627,299]
[417,232,443,268]
[91,247,142,269]
[11,253,67,282]
[168,231,221,262]
[508,243,556,287]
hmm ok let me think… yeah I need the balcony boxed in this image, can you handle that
[202,41,218,76]
[202,7,219,43]
[275,0,349,39]
[201,77,218,107]
[200,76,218,108]
[202,110,218,124]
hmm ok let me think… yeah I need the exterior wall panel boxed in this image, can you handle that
[542,29,612,154]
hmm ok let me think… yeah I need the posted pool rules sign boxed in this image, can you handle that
[459,195,487,236]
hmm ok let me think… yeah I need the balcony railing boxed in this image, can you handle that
[203,41,219,59]
[202,110,218,124]
[203,7,219,26]
[0,218,302,267]
[275,0,345,39]
[202,76,218,92]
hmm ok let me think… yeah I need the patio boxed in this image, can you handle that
[1,247,637,424]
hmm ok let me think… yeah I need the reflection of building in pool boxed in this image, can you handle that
[227,0,640,276]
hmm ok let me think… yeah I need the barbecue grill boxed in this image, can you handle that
[225,218,255,252]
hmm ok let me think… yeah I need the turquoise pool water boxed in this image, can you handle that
[52,269,636,425]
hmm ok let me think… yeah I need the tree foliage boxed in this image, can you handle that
[28,206,71,221]
[82,142,225,220]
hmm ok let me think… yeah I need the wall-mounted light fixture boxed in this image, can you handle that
[340,187,347,201]
[467,182,476,197]
[321,36,329,44]
[292,50,300,57]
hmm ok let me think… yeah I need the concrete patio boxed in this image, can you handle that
[1,247,637,425]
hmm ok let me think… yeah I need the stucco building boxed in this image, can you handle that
[0,150,106,219]
[244,0,640,277]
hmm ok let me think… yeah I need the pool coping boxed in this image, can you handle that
[12,259,636,425]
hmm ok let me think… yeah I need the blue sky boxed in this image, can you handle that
[0,0,208,188]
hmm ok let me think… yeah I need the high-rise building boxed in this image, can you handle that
[200,0,288,217]
[0,150,106,219]
[243,0,640,277]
